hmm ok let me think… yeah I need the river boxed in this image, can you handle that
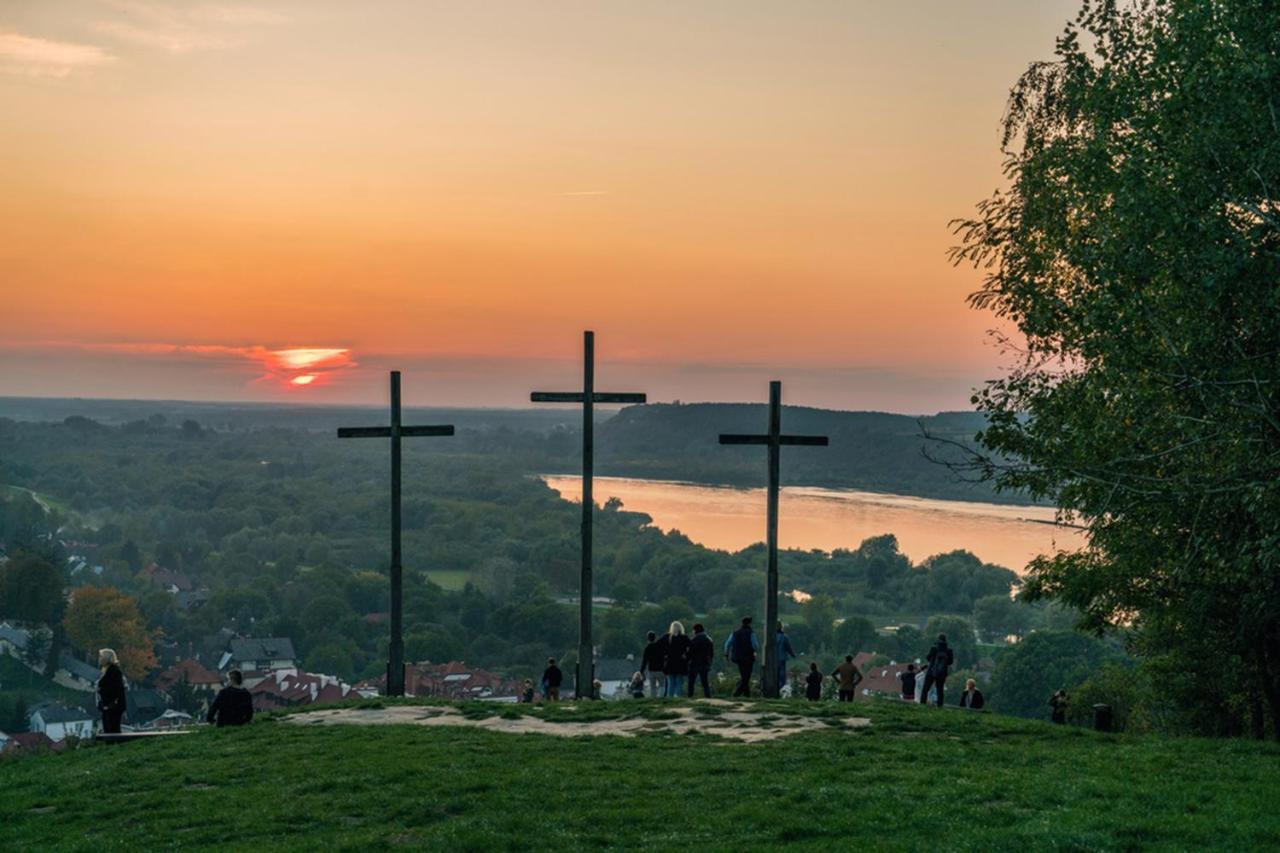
[542,475,1085,573]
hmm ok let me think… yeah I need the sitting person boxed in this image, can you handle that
[520,679,535,703]
[958,678,985,710]
[899,663,917,701]
[207,669,254,727]
[629,671,646,699]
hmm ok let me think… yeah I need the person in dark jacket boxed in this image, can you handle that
[641,631,666,698]
[724,617,758,697]
[958,678,985,710]
[1050,689,1068,724]
[97,648,127,734]
[542,658,563,701]
[899,663,917,701]
[832,655,863,702]
[804,662,824,701]
[920,634,955,707]
[664,622,692,697]
[775,622,797,692]
[207,669,255,727]
[687,623,715,698]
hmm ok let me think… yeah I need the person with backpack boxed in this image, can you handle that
[687,623,715,698]
[664,621,692,697]
[804,662,824,701]
[641,631,666,698]
[920,634,954,707]
[542,658,563,702]
[958,678,985,710]
[724,616,758,697]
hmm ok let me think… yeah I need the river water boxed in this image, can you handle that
[543,475,1085,573]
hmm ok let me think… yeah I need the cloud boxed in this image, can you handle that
[94,1,288,54]
[0,30,115,77]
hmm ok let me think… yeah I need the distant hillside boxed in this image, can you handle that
[2,698,1275,850]
[591,403,1024,504]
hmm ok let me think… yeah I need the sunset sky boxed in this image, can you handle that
[0,1,1079,412]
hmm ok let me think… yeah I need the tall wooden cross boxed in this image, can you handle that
[719,380,828,698]
[338,371,454,697]
[532,330,646,699]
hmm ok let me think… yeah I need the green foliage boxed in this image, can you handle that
[953,0,1280,737]
[973,594,1031,642]
[922,615,978,669]
[832,616,877,656]
[990,631,1126,720]
[0,552,64,624]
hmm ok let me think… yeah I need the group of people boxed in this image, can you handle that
[636,616,760,699]
[95,646,253,735]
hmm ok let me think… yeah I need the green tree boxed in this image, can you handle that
[832,616,877,656]
[951,0,1280,738]
[800,595,837,650]
[973,595,1029,642]
[989,631,1124,719]
[0,552,64,624]
[922,615,978,669]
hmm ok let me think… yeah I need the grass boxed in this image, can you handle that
[423,569,471,591]
[2,698,1278,851]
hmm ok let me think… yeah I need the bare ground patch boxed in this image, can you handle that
[284,703,870,743]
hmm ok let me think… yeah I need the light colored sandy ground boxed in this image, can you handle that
[284,702,870,743]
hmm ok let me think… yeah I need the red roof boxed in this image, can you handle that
[155,659,222,692]
[4,732,54,753]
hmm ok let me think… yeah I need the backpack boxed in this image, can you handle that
[929,645,953,676]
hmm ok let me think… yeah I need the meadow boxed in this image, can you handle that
[2,698,1276,851]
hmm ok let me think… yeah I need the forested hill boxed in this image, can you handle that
[591,403,1018,504]
[0,397,1019,504]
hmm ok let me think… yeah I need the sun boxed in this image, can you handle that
[291,374,318,386]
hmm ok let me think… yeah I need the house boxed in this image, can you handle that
[137,563,193,594]
[148,709,194,729]
[404,661,522,701]
[28,703,96,741]
[858,662,918,700]
[2,732,55,755]
[220,638,297,673]
[126,688,169,728]
[54,653,101,692]
[0,729,10,752]
[154,658,223,696]
[248,668,358,712]
[0,622,31,659]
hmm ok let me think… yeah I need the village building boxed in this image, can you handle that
[53,653,101,692]
[403,661,522,701]
[219,637,297,673]
[0,622,31,660]
[2,732,56,756]
[28,703,95,741]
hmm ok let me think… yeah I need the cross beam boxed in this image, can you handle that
[718,380,828,699]
[338,371,454,697]
[532,330,646,699]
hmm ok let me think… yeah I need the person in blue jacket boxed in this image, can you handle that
[724,616,758,697]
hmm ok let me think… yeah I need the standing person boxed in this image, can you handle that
[958,678,985,710]
[687,623,714,698]
[641,631,666,698]
[898,663,917,701]
[664,621,691,698]
[919,634,954,708]
[97,648,127,734]
[207,669,254,727]
[1050,689,1068,724]
[831,655,863,702]
[724,616,758,698]
[542,658,563,702]
[804,662,824,701]
[775,622,797,693]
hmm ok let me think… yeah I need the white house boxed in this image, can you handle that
[220,637,297,672]
[0,622,31,659]
[29,704,96,741]
[53,653,100,692]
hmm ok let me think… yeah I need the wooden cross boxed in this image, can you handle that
[719,380,828,699]
[532,330,646,699]
[338,371,454,697]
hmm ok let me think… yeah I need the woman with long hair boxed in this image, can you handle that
[97,648,127,734]
[663,621,691,698]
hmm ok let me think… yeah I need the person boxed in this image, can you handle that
[898,663,917,701]
[775,622,797,692]
[804,662,824,701]
[664,621,691,698]
[542,658,563,702]
[207,669,254,727]
[958,678,985,710]
[725,616,758,697]
[687,623,714,698]
[592,679,604,700]
[629,671,646,699]
[641,631,666,698]
[920,634,954,708]
[831,655,863,702]
[521,679,535,703]
[1050,689,1068,724]
[97,648,127,734]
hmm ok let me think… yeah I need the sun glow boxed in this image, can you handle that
[291,374,318,386]
[271,348,349,370]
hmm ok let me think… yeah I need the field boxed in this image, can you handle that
[2,697,1278,851]
[422,570,471,591]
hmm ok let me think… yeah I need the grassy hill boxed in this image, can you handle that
[2,698,1276,851]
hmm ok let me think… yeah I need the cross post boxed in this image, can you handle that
[532,330,646,699]
[338,371,454,697]
[719,380,828,698]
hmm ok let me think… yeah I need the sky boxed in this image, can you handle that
[0,0,1080,412]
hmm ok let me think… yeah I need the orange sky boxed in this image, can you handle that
[0,1,1080,411]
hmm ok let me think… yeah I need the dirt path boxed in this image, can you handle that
[285,702,869,743]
